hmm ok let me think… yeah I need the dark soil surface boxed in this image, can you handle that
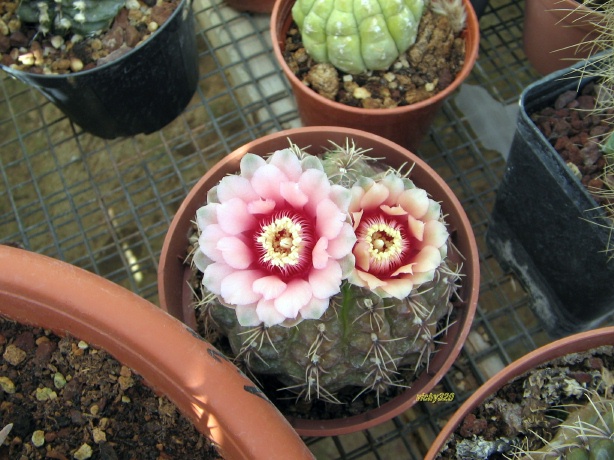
[436,345,614,459]
[530,81,613,207]
[0,0,179,74]
[282,7,466,108]
[0,316,221,459]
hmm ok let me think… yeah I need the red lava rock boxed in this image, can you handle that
[459,413,487,437]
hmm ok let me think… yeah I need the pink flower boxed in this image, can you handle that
[193,148,356,327]
[348,173,449,299]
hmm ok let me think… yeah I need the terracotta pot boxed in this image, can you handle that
[0,245,313,460]
[270,0,480,152]
[424,326,614,460]
[523,0,603,75]
[158,126,480,436]
[224,0,275,13]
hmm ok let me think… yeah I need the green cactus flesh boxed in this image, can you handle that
[292,0,425,74]
[17,0,125,37]
[192,143,464,405]
[515,393,614,460]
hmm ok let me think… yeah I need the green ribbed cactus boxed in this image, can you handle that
[192,142,463,404]
[291,0,425,74]
[513,392,614,460]
[17,0,125,37]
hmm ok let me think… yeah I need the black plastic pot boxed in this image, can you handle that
[1,0,198,139]
[487,58,614,338]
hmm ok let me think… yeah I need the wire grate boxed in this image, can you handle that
[1,0,613,458]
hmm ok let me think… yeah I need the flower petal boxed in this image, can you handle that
[327,222,357,259]
[247,199,276,215]
[299,297,329,320]
[407,214,425,241]
[280,181,309,208]
[220,270,263,306]
[423,220,449,249]
[251,164,287,202]
[312,237,329,270]
[360,182,389,210]
[239,153,266,179]
[217,198,256,235]
[380,277,415,299]
[353,241,371,272]
[256,298,288,326]
[252,275,287,300]
[217,175,259,203]
[235,304,262,327]
[217,236,254,269]
[269,148,303,181]
[274,279,312,319]
[196,204,218,228]
[202,262,235,295]
[381,174,405,204]
[199,224,227,262]
[398,188,429,219]
[316,199,345,239]
[412,246,442,274]
[299,169,331,214]
[309,260,342,299]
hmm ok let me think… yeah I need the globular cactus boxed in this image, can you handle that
[17,0,125,37]
[291,0,426,74]
[191,141,463,404]
[513,392,614,460]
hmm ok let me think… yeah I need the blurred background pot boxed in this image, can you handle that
[0,245,313,460]
[0,0,198,139]
[224,0,276,13]
[157,126,480,436]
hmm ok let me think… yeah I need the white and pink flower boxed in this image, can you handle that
[348,173,449,299]
[193,148,356,327]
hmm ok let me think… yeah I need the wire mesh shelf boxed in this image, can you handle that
[1,0,612,458]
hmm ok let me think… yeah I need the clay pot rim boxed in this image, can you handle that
[0,245,314,460]
[157,126,480,437]
[270,0,480,117]
[424,326,614,460]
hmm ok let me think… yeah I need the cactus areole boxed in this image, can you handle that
[292,0,425,74]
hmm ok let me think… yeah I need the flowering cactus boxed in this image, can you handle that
[191,141,463,403]
[291,0,426,74]
[17,0,125,37]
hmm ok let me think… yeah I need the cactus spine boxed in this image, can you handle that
[17,0,125,37]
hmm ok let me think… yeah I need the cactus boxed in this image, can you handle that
[17,0,125,37]
[511,392,614,460]
[191,141,463,404]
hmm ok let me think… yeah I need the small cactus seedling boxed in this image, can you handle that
[191,140,464,405]
[291,0,467,74]
[511,392,614,460]
[17,0,125,37]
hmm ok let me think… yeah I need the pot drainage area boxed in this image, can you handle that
[1,1,612,458]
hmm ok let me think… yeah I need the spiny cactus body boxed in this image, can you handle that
[17,0,125,37]
[193,142,463,404]
[292,0,426,74]
[514,392,614,460]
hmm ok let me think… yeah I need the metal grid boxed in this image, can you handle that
[0,0,612,458]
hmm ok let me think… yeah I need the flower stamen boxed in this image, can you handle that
[257,216,304,268]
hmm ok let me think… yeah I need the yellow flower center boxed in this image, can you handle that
[257,216,303,268]
[365,222,404,263]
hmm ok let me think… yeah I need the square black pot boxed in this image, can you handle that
[487,57,614,337]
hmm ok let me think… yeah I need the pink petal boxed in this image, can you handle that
[199,224,227,262]
[423,220,449,248]
[407,214,425,241]
[252,275,287,300]
[381,174,405,204]
[247,199,276,215]
[202,262,235,295]
[280,181,309,208]
[196,205,218,229]
[239,153,266,179]
[251,164,287,202]
[312,237,329,270]
[381,204,408,216]
[327,223,357,259]
[217,236,254,269]
[360,182,389,210]
[391,262,415,277]
[256,298,287,326]
[354,269,387,290]
[412,246,442,274]
[398,188,429,219]
[316,199,345,239]
[269,148,303,181]
[308,260,342,299]
[217,175,259,203]
[380,277,415,299]
[299,297,329,320]
[299,169,331,214]
[274,279,312,319]
[353,241,371,271]
[220,270,263,306]
[235,304,262,327]
[424,200,442,221]
[217,198,256,235]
